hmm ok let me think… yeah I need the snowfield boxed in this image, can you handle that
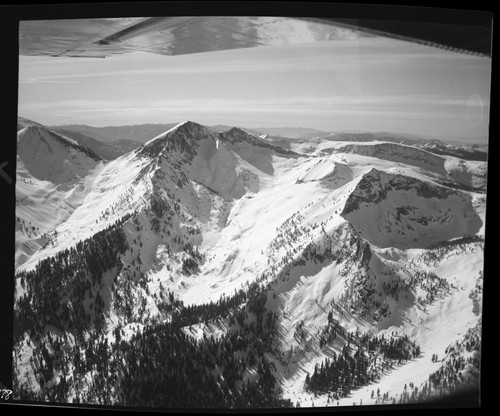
[13,119,486,409]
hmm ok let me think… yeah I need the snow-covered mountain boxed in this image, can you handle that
[13,119,487,409]
[316,140,487,192]
[15,124,105,269]
[341,168,482,249]
[17,125,101,185]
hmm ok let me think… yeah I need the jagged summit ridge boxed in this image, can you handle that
[148,120,214,144]
[342,168,454,212]
[138,120,216,159]
[17,116,46,132]
[219,126,298,157]
[218,125,299,176]
[170,120,213,137]
[219,126,262,144]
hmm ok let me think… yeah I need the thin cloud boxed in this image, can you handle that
[21,95,486,126]
[20,94,489,115]
[19,77,79,85]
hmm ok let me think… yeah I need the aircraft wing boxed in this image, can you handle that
[19,15,492,59]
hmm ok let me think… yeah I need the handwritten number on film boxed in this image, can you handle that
[1,389,12,400]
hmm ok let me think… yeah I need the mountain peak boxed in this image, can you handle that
[226,126,252,135]
[138,120,215,159]
[170,120,213,138]
[219,127,299,159]
[18,125,101,161]
[17,116,45,131]
[177,120,203,129]
[149,120,214,142]
[17,125,102,186]
[219,127,260,144]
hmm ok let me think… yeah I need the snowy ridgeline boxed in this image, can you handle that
[13,119,485,408]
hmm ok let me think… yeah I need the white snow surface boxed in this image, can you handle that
[16,126,105,270]
[14,120,487,408]
[341,168,483,249]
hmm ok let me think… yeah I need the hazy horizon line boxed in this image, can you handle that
[19,114,488,146]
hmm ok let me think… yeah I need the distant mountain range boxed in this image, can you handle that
[48,123,180,144]
[47,123,327,143]
[42,120,487,162]
[51,127,143,161]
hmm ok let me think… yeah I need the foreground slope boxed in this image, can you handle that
[13,120,486,409]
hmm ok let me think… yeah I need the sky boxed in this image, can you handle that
[18,32,492,144]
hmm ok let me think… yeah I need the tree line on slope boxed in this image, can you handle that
[14,214,132,343]
[421,235,484,265]
[305,309,420,398]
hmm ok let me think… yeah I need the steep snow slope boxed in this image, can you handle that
[15,168,103,270]
[219,127,299,175]
[16,121,263,272]
[160,154,321,306]
[444,157,488,190]
[17,133,162,273]
[16,126,105,270]
[17,116,45,131]
[140,121,260,200]
[20,152,151,269]
[17,126,101,186]
[143,124,305,306]
[13,120,486,409]
[296,156,353,189]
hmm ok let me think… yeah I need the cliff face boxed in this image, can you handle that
[341,168,482,249]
